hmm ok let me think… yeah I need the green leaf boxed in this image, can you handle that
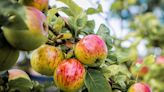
[57,0,83,17]
[76,12,87,30]
[47,8,58,25]
[58,7,74,16]
[0,0,26,19]
[53,17,65,32]
[97,24,112,50]
[81,20,95,35]
[31,81,44,92]
[8,78,33,92]
[102,65,131,79]
[97,24,110,36]
[4,14,28,30]
[86,20,95,30]
[86,4,103,15]
[85,69,112,92]
[0,0,28,30]
[116,48,137,63]
[106,51,118,64]
[111,1,123,11]
[102,65,131,90]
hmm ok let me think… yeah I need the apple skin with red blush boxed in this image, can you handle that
[54,59,86,92]
[128,83,151,92]
[75,34,108,67]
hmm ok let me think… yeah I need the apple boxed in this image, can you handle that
[130,58,149,77]
[31,44,64,76]
[128,83,151,92]
[20,0,49,11]
[2,6,48,51]
[75,34,108,67]
[8,69,30,81]
[156,56,164,64]
[54,58,86,92]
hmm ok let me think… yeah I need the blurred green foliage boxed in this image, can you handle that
[109,0,164,92]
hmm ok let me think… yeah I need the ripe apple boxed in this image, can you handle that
[8,69,30,81]
[2,6,48,51]
[21,0,49,11]
[31,44,64,76]
[75,34,108,67]
[130,58,149,77]
[128,83,151,92]
[54,59,86,92]
[156,56,164,64]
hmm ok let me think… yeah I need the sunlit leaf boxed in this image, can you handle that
[86,4,103,15]
[53,17,65,32]
[58,7,74,16]
[57,0,83,17]
[81,20,95,35]
[97,24,113,50]
[47,8,58,24]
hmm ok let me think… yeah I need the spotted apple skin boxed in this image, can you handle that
[75,34,108,66]
[31,44,64,76]
[128,83,151,92]
[54,59,86,92]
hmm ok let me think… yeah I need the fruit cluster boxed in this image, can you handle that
[31,34,108,91]
[0,0,153,92]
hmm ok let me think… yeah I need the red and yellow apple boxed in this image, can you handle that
[31,44,64,76]
[128,83,151,92]
[54,59,86,92]
[75,34,108,67]
[2,6,48,51]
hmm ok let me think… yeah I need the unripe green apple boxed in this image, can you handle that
[54,59,86,92]
[31,44,64,76]
[75,34,108,67]
[0,33,19,71]
[2,6,48,51]
[8,69,30,81]
[21,0,49,11]
[128,83,151,92]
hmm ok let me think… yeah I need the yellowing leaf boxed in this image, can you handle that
[57,0,83,17]
[56,33,72,40]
